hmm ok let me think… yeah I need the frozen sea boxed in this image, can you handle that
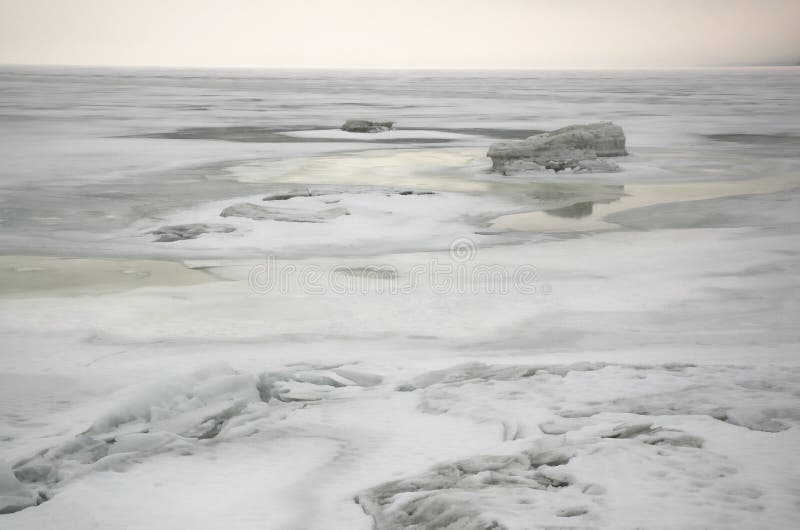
[1,67,799,528]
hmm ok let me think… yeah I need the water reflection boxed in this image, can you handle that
[544,201,595,218]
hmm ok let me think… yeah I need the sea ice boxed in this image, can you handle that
[487,122,627,174]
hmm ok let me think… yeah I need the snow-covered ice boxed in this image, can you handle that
[1,67,799,529]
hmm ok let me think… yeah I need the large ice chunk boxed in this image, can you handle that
[487,122,627,173]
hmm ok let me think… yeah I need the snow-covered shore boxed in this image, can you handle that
[3,179,800,527]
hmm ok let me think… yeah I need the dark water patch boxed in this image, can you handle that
[129,126,328,143]
[704,133,800,147]
[124,126,456,143]
[606,188,800,231]
[126,126,539,143]
[504,182,625,217]
[333,265,399,280]
[404,127,544,139]
[397,190,436,195]
[545,201,594,219]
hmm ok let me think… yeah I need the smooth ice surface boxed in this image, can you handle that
[1,67,799,529]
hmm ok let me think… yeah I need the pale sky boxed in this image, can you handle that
[1,0,798,69]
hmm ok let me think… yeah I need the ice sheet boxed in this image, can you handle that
[1,67,799,529]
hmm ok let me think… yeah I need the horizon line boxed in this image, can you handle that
[1,62,798,72]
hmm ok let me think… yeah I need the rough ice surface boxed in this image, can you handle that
[358,362,800,528]
[487,122,627,174]
[1,68,799,529]
[220,202,350,223]
[152,223,236,242]
[341,120,395,133]
[0,460,37,514]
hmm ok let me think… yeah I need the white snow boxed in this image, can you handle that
[130,187,521,258]
[2,215,799,528]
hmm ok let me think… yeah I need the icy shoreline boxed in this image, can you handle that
[2,149,800,527]
[2,192,799,526]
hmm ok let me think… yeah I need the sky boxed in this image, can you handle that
[0,0,798,69]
